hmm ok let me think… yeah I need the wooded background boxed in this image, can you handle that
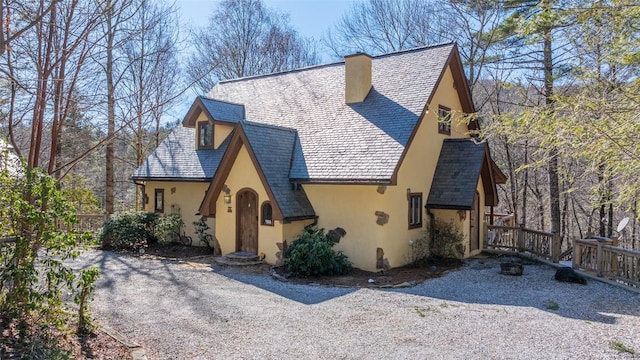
[1,0,638,251]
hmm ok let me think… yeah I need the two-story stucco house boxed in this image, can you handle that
[132,42,505,272]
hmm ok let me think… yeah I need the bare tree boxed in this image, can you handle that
[186,0,319,92]
[324,0,448,57]
[2,0,102,171]
[95,0,184,214]
[0,0,62,57]
[119,0,182,210]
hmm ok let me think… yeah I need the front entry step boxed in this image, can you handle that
[214,252,263,266]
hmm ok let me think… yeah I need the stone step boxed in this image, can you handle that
[214,252,264,267]
[225,251,261,263]
[214,256,264,267]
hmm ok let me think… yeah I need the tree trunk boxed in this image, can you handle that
[105,2,115,214]
[521,140,529,226]
[542,5,561,236]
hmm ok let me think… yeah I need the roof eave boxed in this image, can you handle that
[131,176,212,183]
[425,203,472,211]
[291,178,393,185]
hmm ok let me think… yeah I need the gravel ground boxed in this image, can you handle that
[70,251,640,359]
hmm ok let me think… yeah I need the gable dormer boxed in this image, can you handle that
[182,96,245,150]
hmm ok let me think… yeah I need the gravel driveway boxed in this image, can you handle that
[70,251,640,359]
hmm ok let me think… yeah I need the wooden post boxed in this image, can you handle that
[596,242,603,277]
[517,224,525,252]
[572,238,577,269]
[552,232,561,263]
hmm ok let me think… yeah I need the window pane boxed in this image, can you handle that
[409,194,422,227]
[262,203,272,225]
[438,106,451,134]
[199,122,213,147]
[155,189,164,213]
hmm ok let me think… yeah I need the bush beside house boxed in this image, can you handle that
[284,227,352,276]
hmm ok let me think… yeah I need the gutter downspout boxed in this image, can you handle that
[304,216,319,229]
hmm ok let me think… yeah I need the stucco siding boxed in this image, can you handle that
[302,184,385,272]
[214,144,284,264]
[382,65,470,267]
[142,181,212,244]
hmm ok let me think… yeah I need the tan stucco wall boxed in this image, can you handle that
[142,181,212,244]
[214,123,234,149]
[378,64,472,268]
[302,184,385,272]
[213,144,286,264]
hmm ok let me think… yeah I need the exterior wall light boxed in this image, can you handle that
[222,185,231,204]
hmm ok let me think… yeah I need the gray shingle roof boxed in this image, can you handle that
[132,126,229,180]
[426,138,487,210]
[198,96,244,123]
[207,42,455,181]
[241,121,315,219]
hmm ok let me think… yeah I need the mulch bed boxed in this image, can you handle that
[121,243,465,288]
[272,256,464,288]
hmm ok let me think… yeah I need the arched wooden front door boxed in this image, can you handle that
[236,189,258,253]
[470,191,480,252]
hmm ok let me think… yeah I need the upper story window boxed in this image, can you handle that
[198,121,213,149]
[154,188,164,213]
[408,193,422,229]
[438,105,451,135]
[261,201,273,226]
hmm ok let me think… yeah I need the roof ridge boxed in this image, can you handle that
[240,120,297,134]
[371,41,455,60]
[217,62,343,85]
[198,95,245,108]
[216,41,456,86]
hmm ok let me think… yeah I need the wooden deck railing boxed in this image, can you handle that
[487,225,561,262]
[573,239,640,288]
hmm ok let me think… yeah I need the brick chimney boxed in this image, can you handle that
[344,52,372,104]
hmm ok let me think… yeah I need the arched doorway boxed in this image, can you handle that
[236,188,258,253]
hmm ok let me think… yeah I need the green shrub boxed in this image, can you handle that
[408,219,466,265]
[0,164,99,337]
[155,214,184,246]
[427,219,465,259]
[99,211,159,251]
[193,217,214,250]
[284,227,351,276]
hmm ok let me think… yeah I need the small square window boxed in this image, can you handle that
[408,193,422,229]
[154,189,164,213]
[438,105,451,135]
[198,121,213,148]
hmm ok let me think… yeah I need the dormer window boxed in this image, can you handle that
[198,121,213,149]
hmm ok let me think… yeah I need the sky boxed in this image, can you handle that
[177,0,357,61]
